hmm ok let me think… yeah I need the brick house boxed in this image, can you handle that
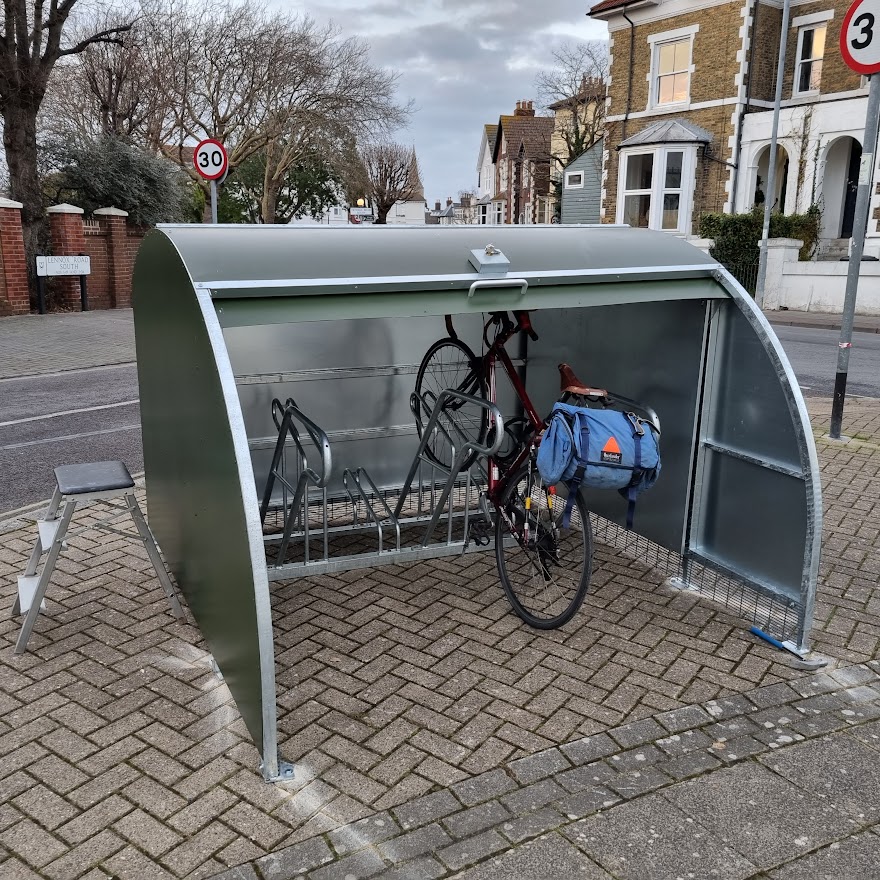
[589,0,874,256]
[491,102,556,225]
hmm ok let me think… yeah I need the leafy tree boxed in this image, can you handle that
[0,1,134,292]
[220,151,343,224]
[44,136,189,225]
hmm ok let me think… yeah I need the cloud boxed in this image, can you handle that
[279,0,608,200]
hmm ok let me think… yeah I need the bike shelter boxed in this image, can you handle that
[132,224,821,780]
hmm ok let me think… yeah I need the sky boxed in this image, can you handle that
[277,0,609,205]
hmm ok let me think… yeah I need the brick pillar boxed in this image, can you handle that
[47,203,86,309]
[93,207,130,307]
[0,197,30,316]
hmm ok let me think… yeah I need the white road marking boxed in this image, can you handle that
[0,399,139,428]
[0,424,140,450]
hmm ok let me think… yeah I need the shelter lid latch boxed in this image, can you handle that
[468,245,510,276]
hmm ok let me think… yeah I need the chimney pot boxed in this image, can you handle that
[446,197,453,206]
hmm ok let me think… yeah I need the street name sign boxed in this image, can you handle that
[35,255,91,277]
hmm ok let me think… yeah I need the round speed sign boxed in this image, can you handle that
[841,0,880,74]
[193,138,228,180]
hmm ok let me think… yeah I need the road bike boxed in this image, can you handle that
[413,311,614,629]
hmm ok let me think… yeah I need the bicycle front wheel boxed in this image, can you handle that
[495,463,592,629]
[414,337,488,471]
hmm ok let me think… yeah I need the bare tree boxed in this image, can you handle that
[360,144,421,224]
[46,2,412,223]
[41,1,167,147]
[0,0,134,291]
[258,29,410,223]
[536,41,608,170]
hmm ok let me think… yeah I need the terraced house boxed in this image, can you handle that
[589,0,875,258]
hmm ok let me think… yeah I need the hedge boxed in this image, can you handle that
[699,205,821,267]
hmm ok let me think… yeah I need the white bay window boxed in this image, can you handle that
[617,146,695,234]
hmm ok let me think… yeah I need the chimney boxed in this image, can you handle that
[446,197,453,207]
[460,193,472,207]
[435,200,441,211]
[514,100,535,117]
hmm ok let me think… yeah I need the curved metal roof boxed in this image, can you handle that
[156,224,717,288]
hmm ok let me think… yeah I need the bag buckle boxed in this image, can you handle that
[626,412,645,436]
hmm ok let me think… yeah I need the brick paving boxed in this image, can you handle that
[0,310,135,379]
[0,394,875,879]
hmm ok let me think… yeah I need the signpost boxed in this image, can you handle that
[831,0,880,437]
[34,254,91,314]
[193,138,228,225]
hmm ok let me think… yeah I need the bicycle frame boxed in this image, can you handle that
[481,316,545,504]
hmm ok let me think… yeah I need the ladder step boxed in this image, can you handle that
[17,576,46,614]
[37,519,61,547]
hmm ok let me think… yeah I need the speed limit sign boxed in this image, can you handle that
[193,138,228,180]
[841,0,880,73]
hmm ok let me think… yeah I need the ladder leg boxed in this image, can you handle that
[12,486,64,618]
[15,499,76,654]
[125,494,183,619]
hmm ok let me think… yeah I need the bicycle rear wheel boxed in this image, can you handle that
[414,337,488,471]
[495,462,592,629]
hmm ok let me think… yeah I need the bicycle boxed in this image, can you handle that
[414,311,614,629]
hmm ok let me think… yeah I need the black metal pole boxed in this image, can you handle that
[830,74,880,439]
[78,253,89,311]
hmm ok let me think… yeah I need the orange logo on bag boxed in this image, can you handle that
[601,436,622,464]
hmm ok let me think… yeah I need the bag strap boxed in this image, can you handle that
[561,413,589,528]
[625,430,642,530]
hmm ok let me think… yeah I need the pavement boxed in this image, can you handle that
[0,306,878,880]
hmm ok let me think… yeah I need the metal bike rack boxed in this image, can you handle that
[133,225,822,780]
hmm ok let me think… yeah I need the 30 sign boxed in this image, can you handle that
[193,138,228,180]
[841,0,880,74]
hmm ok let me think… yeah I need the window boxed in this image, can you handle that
[655,39,690,105]
[795,25,825,94]
[646,26,697,109]
[565,170,585,188]
[617,147,694,233]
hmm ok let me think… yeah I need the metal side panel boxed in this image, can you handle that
[688,271,822,647]
[132,232,279,777]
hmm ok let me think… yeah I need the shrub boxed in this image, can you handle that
[698,205,821,266]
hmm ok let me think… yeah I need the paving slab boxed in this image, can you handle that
[0,310,135,379]
[769,829,880,879]
[759,733,880,822]
[451,833,612,880]
[661,762,858,870]
[565,793,756,880]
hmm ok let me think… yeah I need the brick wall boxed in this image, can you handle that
[607,3,744,124]
[782,0,861,99]
[47,206,88,309]
[0,202,29,316]
[82,220,112,310]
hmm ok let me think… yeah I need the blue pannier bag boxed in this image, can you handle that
[536,401,660,529]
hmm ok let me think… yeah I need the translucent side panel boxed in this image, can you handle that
[695,451,807,602]
[708,304,804,470]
